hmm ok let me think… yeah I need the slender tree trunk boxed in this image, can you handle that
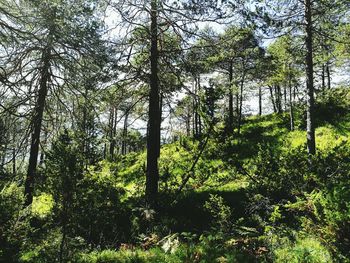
[110,107,118,158]
[289,73,294,131]
[235,87,239,117]
[109,108,116,158]
[122,111,128,155]
[228,61,234,133]
[237,72,245,135]
[122,112,129,155]
[24,47,51,206]
[186,107,191,136]
[197,76,202,136]
[12,132,16,175]
[146,0,160,206]
[326,62,331,89]
[157,92,163,157]
[274,85,279,113]
[108,106,114,157]
[284,85,287,111]
[321,64,326,91]
[103,143,106,159]
[305,0,316,156]
[39,130,47,166]
[258,86,262,116]
[192,89,196,137]
[194,78,199,137]
[269,85,277,113]
[276,85,282,113]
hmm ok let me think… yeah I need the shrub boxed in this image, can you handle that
[274,236,333,263]
[204,194,232,232]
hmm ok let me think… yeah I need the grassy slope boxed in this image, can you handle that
[31,89,350,262]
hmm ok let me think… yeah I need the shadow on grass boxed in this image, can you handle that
[159,188,249,233]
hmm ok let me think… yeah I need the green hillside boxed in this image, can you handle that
[3,89,349,262]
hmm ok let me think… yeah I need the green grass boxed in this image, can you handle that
[57,91,350,262]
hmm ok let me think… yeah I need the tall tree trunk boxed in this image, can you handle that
[305,0,316,156]
[276,85,282,113]
[326,62,331,90]
[157,92,163,157]
[269,85,277,113]
[258,86,262,116]
[197,76,202,136]
[12,131,16,175]
[122,111,128,155]
[113,108,117,156]
[237,72,245,135]
[194,77,199,137]
[109,107,117,158]
[283,85,287,111]
[235,88,239,117]
[24,47,51,206]
[192,89,196,137]
[321,64,326,91]
[289,72,294,131]
[186,106,191,136]
[39,129,47,165]
[228,61,234,133]
[146,0,160,206]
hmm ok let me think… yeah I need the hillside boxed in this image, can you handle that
[2,89,348,262]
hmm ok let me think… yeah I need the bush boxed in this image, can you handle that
[0,182,29,262]
[204,194,232,232]
[245,143,309,199]
[274,236,333,263]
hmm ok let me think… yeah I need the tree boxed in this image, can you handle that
[45,130,83,262]
[267,35,303,130]
[0,0,106,205]
[258,0,349,156]
[112,0,235,206]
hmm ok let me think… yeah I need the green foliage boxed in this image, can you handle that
[245,143,309,198]
[75,234,252,263]
[274,236,333,263]
[1,84,350,262]
[31,193,54,219]
[315,88,350,126]
[0,182,29,262]
[204,194,232,232]
[19,230,62,263]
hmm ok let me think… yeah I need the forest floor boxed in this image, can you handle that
[3,89,350,262]
[75,94,350,262]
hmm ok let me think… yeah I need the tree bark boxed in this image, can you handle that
[146,0,160,206]
[194,77,199,137]
[24,46,51,206]
[228,61,234,133]
[237,71,245,135]
[197,76,202,136]
[305,0,316,155]
[122,111,128,155]
[157,92,163,157]
[289,72,294,131]
[276,85,282,113]
[12,131,16,175]
[269,85,277,113]
[321,64,326,91]
[326,62,331,90]
[109,106,117,158]
[258,86,262,116]
[284,85,287,111]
